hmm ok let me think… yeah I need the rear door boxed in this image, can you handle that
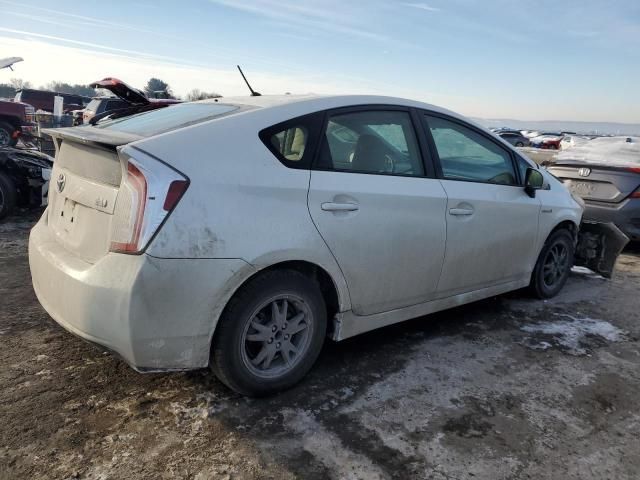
[307,107,448,315]
[421,113,541,296]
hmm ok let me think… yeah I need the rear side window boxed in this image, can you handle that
[96,103,239,136]
[318,110,424,176]
[259,113,323,169]
[270,126,308,162]
[425,115,517,185]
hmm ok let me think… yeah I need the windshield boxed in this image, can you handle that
[96,103,239,137]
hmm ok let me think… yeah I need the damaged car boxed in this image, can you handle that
[85,78,180,124]
[28,95,627,396]
[0,147,53,219]
[546,136,638,273]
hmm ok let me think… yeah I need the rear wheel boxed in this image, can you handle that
[529,229,574,298]
[211,270,327,396]
[515,141,524,147]
[0,171,17,220]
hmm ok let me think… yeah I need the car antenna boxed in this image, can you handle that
[237,65,261,96]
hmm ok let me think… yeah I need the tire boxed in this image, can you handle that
[515,142,524,147]
[211,269,327,396]
[529,229,574,299]
[0,121,17,148]
[0,171,17,220]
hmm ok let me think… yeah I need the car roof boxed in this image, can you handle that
[198,94,467,122]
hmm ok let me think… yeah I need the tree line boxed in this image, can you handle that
[0,77,220,101]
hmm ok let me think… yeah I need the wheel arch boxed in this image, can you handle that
[209,258,348,351]
[549,219,579,242]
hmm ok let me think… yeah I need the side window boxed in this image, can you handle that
[426,115,517,185]
[270,126,308,161]
[318,110,424,176]
[259,113,322,169]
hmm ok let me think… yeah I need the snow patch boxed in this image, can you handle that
[571,266,605,280]
[521,314,627,355]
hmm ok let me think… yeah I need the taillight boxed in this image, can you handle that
[109,149,188,254]
[630,188,640,199]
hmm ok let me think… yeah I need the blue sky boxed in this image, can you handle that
[1,0,639,122]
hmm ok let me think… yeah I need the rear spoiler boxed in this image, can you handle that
[42,127,142,152]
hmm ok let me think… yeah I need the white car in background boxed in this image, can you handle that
[560,135,591,150]
[29,94,586,396]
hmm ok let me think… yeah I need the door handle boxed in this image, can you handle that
[321,202,359,212]
[449,208,474,216]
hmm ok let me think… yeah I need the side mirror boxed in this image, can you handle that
[524,168,544,198]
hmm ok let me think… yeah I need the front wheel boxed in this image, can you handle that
[529,229,574,298]
[210,270,327,396]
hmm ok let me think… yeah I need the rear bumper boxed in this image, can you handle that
[583,198,640,241]
[29,214,252,371]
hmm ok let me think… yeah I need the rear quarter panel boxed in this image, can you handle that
[135,108,351,311]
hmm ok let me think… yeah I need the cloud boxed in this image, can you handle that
[0,34,436,101]
[0,0,153,34]
[401,2,441,12]
[208,0,392,42]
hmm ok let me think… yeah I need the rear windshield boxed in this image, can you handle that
[96,103,239,137]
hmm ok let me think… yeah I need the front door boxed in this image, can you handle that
[422,114,541,296]
[308,108,448,315]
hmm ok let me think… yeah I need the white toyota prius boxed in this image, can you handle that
[30,94,589,395]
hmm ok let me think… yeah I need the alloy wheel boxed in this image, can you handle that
[240,295,313,379]
[542,242,569,287]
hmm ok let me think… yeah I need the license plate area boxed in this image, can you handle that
[59,197,79,233]
[567,180,595,196]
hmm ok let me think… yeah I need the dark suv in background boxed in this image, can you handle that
[14,89,90,113]
[82,97,131,124]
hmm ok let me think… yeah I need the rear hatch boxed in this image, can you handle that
[44,128,142,263]
[547,163,640,203]
[42,102,241,263]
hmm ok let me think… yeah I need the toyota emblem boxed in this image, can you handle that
[578,167,591,177]
[56,173,66,193]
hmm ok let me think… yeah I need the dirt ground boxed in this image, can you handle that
[1,211,639,480]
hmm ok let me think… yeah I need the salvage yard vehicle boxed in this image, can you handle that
[530,132,564,149]
[0,99,36,147]
[547,136,640,242]
[0,147,52,219]
[14,88,90,114]
[85,77,181,124]
[498,131,530,147]
[28,95,627,396]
